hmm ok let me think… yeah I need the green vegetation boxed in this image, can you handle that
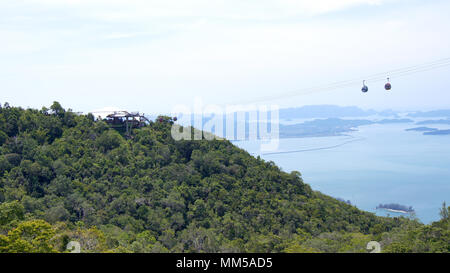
[0,102,448,253]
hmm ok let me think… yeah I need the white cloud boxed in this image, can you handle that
[22,0,390,21]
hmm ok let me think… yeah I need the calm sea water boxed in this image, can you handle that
[233,122,450,224]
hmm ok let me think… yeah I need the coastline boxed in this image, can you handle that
[386,209,409,214]
[377,208,411,214]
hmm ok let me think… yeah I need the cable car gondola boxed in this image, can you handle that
[385,77,391,91]
[361,80,368,93]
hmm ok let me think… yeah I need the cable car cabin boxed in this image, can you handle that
[361,81,368,93]
[104,111,149,136]
[385,77,391,91]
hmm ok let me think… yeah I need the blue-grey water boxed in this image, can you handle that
[233,122,450,224]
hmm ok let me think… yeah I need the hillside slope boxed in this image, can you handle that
[0,102,448,253]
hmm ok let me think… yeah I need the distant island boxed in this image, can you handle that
[416,119,450,125]
[279,105,398,119]
[376,203,415,214]
[424,129,450,135]
[404,126,450,136]
[405,127,438,132]
[408,109,450,118]
[279,118,371,138]
[378,119,414,124]
[279,118,413,138]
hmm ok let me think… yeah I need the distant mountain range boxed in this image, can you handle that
[424,129,450,135]
[280,106,450,120]
[145,106,450,139]
[280,118,413,138]
[279,105,398,119]
[416,119,450,125]
[405,126,450,136]
[408,110,450,118]
[147,105,450,121]
[405,127,438,132]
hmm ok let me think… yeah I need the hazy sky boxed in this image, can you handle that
[1,0,450,114]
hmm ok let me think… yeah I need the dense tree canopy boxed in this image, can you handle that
[0,102,448,253]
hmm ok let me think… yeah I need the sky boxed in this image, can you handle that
[1,0,450,114]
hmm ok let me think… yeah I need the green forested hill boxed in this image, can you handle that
[0,102,448,253]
